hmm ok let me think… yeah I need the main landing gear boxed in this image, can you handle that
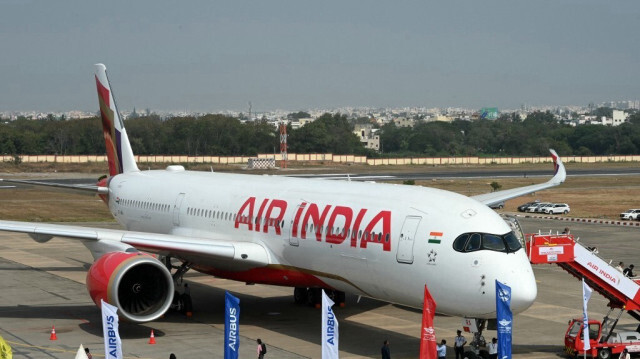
[162,255,193,315]
[293,287,346,307]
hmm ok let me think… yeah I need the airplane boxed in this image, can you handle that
[0,64,566,325]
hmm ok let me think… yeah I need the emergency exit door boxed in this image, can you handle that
[396,216,421,264]
[289,203,305,246]
[173,193,185,226]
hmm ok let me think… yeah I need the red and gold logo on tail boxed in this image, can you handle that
[96,76,123,176]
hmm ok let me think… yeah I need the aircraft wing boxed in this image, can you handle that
[0,178,100,194]
[471,149,566,206]
[0,220,269,270]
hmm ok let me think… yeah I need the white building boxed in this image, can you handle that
[393,117,415,128]
[353,124,380,151]
[612,110,629,126]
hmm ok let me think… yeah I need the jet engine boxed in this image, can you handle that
[86,251,174,323]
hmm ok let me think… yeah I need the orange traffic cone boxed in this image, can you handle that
[148,329,156,344]
[49,325,58,340]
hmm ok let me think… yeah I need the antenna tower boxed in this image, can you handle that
[279,122,287,169]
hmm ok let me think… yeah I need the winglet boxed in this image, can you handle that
[95,63,139,176]
[471,149,567,206]
[548,149,566,185]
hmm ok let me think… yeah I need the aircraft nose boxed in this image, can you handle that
[509,274,537,314]
[507,259,537,314]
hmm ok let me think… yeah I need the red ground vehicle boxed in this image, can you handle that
[564,311,640,358]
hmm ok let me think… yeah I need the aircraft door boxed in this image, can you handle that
[289,203,303,246]
[396,216,421,264]
[173,193,185,226]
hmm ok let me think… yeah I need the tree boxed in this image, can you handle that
[288,111,311,119]
[288,113,366,154]
[490,181,502,192]
[593,107,613,119]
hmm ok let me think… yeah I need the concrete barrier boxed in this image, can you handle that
[5,154,639,166]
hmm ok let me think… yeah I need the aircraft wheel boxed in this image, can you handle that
[294,287,308,305]
[335,291,346,305]
[307,288,322,307]
[170,291,184,312]
[463,351,478,359]
[597,348,611,359]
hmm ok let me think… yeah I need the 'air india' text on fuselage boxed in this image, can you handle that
[233,197,392,251]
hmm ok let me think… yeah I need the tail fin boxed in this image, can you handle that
[95,63,139,176]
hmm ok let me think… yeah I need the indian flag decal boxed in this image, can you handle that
[428,232,443,244]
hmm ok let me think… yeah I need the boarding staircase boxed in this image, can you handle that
[526,233,640,321]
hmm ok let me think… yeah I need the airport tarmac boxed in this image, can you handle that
[0,217,638,358]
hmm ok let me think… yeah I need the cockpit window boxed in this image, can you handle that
[452,231,521,253]
[453,233,469,251]
[465,233,482,252]
[504,232,522,251]
[482,234,506,251]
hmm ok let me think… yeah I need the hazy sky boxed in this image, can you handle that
[1,1,639,113]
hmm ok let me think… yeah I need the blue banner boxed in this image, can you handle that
[224,292,240,359]
[496,281,512,359]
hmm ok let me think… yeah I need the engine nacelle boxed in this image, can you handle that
[86,252,174,323]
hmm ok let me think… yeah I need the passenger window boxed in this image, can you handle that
[482,234,506,251]
[465,233,481,251]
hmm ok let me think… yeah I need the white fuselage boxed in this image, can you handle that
[105,167,537,318]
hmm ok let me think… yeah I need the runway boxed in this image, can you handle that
[287,167,640,181]
[0,217,638,358]
[4,165,640,189]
